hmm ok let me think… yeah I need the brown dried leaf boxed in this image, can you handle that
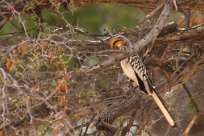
[59,96,68,107]
[5,58,17,70]
[53,126,60,136]
[17,42,28,53]
[56,81,69,94]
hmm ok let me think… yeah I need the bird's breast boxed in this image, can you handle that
[120,59,139,86]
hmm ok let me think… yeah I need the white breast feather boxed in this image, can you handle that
[120,59,139,86]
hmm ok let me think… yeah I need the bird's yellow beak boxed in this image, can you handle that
[110,37,125,49]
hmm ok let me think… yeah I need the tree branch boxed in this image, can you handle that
[84,0,173,73]
[181,110,204,136]
[96,95,140,135]
[157,25,204,41]
[73,0,204,11]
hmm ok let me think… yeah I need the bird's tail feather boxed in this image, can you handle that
[151,91,175,126]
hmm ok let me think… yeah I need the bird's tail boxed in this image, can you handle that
[151,91,175,126]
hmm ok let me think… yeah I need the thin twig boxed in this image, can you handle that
[182,84,199,112]
[181,110,204,136]
[84,0,173,74]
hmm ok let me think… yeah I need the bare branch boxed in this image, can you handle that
[73,0,204,11]
[181,110,204,136]
[84,0,173,73]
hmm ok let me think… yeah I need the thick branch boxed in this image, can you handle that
[158,25,204,41]
[96,95,140,134]
[182,110,204,136]
[85,1,173,73]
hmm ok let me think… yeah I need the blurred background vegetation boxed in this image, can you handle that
[0,4,146,36]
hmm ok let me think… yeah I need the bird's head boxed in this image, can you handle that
[109,35,130,50]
